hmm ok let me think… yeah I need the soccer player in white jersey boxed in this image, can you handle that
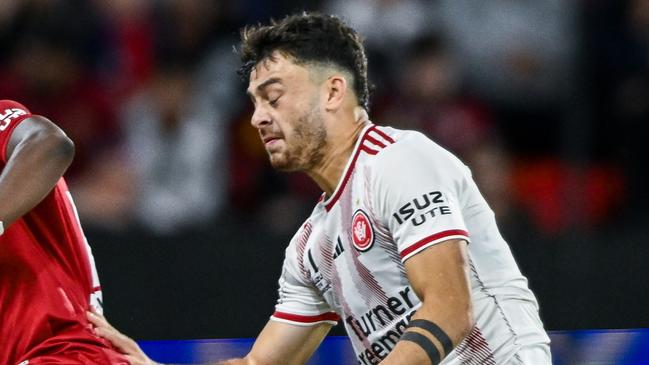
[89,13,551,365]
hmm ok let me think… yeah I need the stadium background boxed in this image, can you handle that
[1,0,647,360]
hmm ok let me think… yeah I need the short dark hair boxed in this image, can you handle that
[238,13,370,110]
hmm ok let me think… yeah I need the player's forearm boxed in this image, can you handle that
[380,305,473,365]
[0,129,74,226]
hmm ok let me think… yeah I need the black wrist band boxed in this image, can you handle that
[400,331,441,365]
[408,319,454,356]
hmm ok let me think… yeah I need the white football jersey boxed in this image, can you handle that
[271,124,550,364]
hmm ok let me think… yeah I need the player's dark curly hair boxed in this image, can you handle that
[238,13,370,111]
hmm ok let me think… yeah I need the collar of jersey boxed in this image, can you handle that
[320,122,375,212]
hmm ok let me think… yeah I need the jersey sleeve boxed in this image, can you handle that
[0,100,33,163]
[373,133,471,263]
[270,227,339,326]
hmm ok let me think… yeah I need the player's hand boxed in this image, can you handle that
[87,308,160,365]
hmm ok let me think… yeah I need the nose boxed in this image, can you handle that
[250,106,272,129]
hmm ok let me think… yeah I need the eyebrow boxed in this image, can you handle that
[246,77,283,99]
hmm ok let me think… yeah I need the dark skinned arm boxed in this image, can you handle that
[0,115,75,228]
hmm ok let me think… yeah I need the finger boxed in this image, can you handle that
[88,307,106,321]
[97,332,148,363]
[89,305,102,315]
[86,311,152,363]
[125,355,147,365]
[94,325,139,354]
[125,355,156,365]
[87,310,117,332]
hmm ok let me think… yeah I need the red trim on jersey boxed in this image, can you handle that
[324,125,395,212]
[371,127,396,144]
[365,134,387,148]
[92,286,102,292]
[324,127,369,211]
[272,311,340,323]
[324,146,361,211]
[400,229,469,259]
[360,144,379,155]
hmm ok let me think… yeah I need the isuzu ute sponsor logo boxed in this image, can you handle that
[351,209,374,252]
[392,190,452,227]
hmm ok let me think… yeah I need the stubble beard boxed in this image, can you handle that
[271,103,327,172]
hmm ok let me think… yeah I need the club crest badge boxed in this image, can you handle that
[351,209,374,252]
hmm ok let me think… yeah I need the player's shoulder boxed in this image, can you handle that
[281,217,317,280]
[0,100,32,133]
[285,214,316,255]
[0,99,29,112]
[369,125,463,169]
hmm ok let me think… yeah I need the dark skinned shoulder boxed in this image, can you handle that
[6,115,75,164]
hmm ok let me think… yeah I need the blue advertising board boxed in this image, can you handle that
[139,329,649,364]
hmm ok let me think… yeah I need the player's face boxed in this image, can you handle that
[247,53,327,172]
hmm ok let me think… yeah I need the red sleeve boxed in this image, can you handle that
[0,100,33,163]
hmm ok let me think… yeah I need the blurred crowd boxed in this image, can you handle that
[0,0,646,241]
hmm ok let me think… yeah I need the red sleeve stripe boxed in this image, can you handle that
[400,229,470,261]
[324,124,394,211]
[271,311,340,324]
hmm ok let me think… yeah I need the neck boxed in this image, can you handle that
[307,107,369,196]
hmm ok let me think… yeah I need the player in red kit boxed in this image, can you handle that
[0,100,129,365]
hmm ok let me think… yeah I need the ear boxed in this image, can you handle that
[324,74,348,111]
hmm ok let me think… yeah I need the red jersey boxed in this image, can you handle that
[0,100,128,365]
